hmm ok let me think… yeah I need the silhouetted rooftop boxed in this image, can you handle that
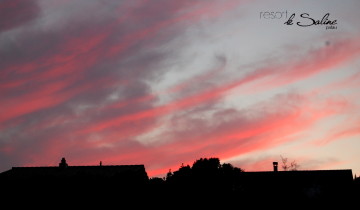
[0,158,149,183]
[241,169,353,185]
[0,165,148,179]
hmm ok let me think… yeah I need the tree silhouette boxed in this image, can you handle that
[167,163,192,185]
[220,163,243,176]
[166,169,173,180]
[149,177,165,184]
[192,157,220,176]
[280,155,300,171]
[165,157,245,196]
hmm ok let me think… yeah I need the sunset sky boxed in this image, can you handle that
[1,0,360,177]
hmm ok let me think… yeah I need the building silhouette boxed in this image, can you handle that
[0,157,357,206]
[0,157,148,182]
[0,157,149,202]
[164,158,355,206]
[240,167,353,202]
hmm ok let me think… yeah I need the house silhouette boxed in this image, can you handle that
[163,159,355,206]
[0,157,356,206]
[0,157,149,202]
[0,157,148,182]
[240,169,353,202]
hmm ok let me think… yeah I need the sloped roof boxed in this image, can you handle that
[0,165,148,180]
[242,169,353,180]
[240,169,354,189]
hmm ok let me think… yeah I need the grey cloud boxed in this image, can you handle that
[0,0,206,171]
[0,0,40,33]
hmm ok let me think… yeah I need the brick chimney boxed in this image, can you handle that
[273,162,278,172]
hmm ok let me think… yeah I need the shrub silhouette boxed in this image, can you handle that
[165,157,244,197]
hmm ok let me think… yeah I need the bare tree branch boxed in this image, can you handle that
[280,155,300,171]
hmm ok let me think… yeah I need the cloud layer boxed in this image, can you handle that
[1,0,360,177]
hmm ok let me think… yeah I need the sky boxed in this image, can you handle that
[1,0,360,178]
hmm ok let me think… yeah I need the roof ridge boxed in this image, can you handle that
[11,164,145,169]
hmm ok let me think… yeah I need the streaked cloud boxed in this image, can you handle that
[1,0,360,177]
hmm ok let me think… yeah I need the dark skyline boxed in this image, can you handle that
[1,157,357,207]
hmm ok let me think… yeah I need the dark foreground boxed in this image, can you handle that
[1,176,359,208]
[1,157,359,208]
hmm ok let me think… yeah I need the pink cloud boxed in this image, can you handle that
[1,0,360,179]
[316,123,360,146]
[73,37,360,137]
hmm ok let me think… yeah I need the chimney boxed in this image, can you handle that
[273,162,278,172]
[59,157,68,168]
